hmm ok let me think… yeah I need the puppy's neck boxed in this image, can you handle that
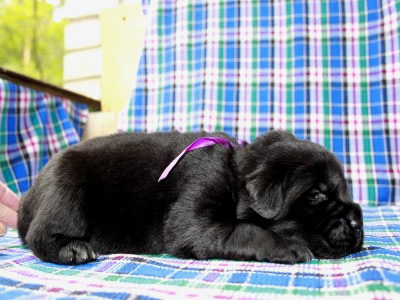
[232,146,258,216]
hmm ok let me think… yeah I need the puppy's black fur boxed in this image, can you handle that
[18,130,363,265]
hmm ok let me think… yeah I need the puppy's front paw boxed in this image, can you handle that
[267,244,313,264]
[58,241,97,265]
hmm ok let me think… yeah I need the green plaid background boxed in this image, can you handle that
[119,0,400,206]
[0,78,88,196]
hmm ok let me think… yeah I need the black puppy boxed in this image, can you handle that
[18,130,363,265]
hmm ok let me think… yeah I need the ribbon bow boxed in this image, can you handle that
[158,137,237,182]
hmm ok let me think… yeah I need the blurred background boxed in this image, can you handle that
[0,0,147,136]
[0,0,66,86]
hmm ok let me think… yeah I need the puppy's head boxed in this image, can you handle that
[243,130,363,258]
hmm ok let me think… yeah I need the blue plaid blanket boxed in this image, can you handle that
[0,206,399,299]
[0,79,88,196]
[119,0,400,206]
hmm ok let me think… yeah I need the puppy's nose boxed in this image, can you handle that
[346,203,363,230]
[350,219,362,239]
[350,220,360,228]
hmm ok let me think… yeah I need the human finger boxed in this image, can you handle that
[0,202,18,229]
[0,221,6,236]
[0,181,20,211]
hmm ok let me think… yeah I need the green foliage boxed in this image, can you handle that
[0,0,66,85]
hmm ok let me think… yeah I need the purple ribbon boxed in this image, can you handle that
[158,137,237,182]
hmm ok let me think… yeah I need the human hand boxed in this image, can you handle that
[0,181,20,236]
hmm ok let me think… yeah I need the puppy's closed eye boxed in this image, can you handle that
[307,189,328,203]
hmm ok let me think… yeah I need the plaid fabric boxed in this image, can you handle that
[118,0,400,206]
[0,206,399,299]
[0,78,88,196]
[141,0,151,15]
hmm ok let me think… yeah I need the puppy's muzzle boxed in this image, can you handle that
[325,205,364,256]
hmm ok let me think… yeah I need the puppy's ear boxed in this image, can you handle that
[245,167,284,220]
[242,130,296,220]
[259,130,297,148]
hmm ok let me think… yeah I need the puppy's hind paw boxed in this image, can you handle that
[58,241,97,265]
[267,245,314,264]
